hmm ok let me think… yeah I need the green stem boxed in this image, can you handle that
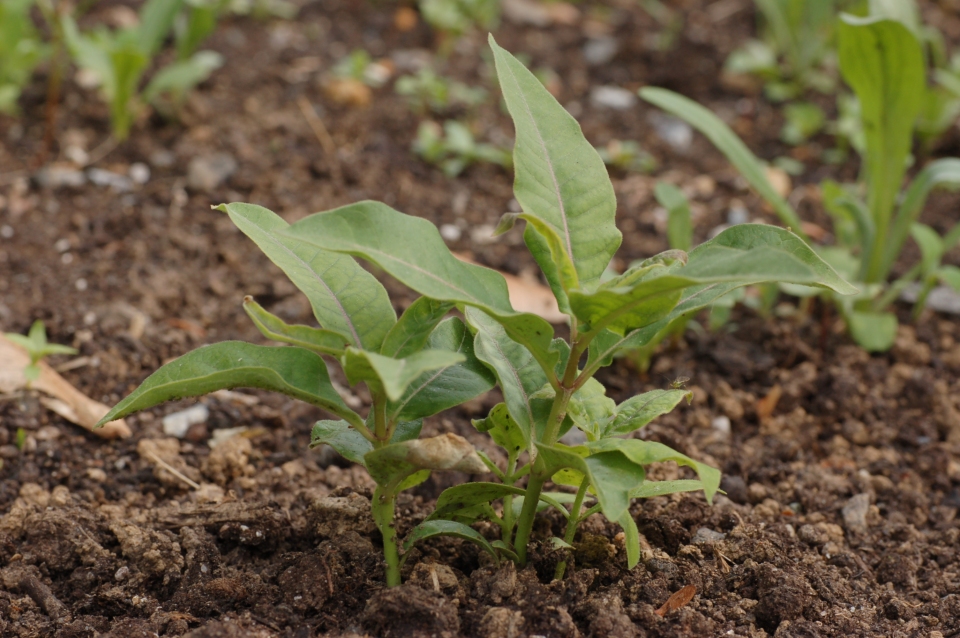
[372,486,401,587]
[513,471,546,566]
[554,478,589,580]
[502,452,518,546]
[874,263,922,311]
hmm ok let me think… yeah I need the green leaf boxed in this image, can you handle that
[602,389,692,437]
[911,224,945,277]
[472,403,526,455]
[364,433,487,487]
[617,511,641,569]
[218,202,396,352]
[632,479,708,499]
[282,200,558,372]
[490,35,620,298]
[143,50,223,104]
[886,159,960,278]
[495,212,578,312]
[381,298,454,358]
[342,348,465,402]
[639,87,804,235]
[847,310,898,352]
[654,182,692,252]
[938,265,960,290]
[136,0,183,56]
[585,439,720,504]
[838,15,925,282]
[310,420,371,465]
[510,491,580,520]
[243,296,350,356]
[537,444,645,523]
[389,317,495,421]
[573,224,856,336]
[466,307,548,453]
[567,378,616,441]
[95,342,360,428]
[429,482,526,521]
[403,520,499,564]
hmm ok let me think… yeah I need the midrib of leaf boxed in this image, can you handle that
[489,334,537,435]
[501,60,576,271]
[263,231,363,348]
[388,328,468,420]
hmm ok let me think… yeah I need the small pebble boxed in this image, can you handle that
[691,528,726,544]
[187,153,238,192]
[86,468,107,482]
[75,278,88,291]
[129,162,151,184]
[583,36,619,66]
[35,165,86,189]
[842,493,871,533]
[590,85,637,111]
[149,150,176,168]
[1,225,14,239]
[712,415,731,435]
[86,168,133,192]
[648,112,693,152]
[162,404,210,439]
[439,224,461,242]
[727,204,749,226]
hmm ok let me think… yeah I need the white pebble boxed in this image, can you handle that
[162,404,210,438]
[439,224,461,241]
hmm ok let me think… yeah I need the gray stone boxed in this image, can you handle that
[648,112,693,152]
[35,165,86,189]
[691,527,726,545]
[842,493,871,534]
[584,36,619,66]
[590,85,637,111]
[87,168,133,192]
[187,153,238,192]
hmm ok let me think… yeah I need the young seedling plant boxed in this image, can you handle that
[96,37,855,586]
[643,9,960,352]
[5,320,78,384]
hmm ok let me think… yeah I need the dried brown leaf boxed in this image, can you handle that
[654,584,696,617]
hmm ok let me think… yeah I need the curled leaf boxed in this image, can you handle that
[655,585,696,617]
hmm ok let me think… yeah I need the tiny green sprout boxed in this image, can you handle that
[5,320,78,383]
[395,68,487,115]
[595,140,658,173]
[413,120,511,177]
[96,37,855,587]
[14,428,27,451]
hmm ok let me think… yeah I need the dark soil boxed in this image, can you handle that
[2,1,960,636]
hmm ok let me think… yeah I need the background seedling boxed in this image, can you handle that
[0,0,48,115]
[4,320,78,384]
[413,119,511,177]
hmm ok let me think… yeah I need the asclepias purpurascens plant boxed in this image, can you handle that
[97,36,856,586]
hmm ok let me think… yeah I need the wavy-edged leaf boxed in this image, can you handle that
[585,439,720,504]
[95,342,360,428]
[283,200,558,372]
[639,87,804,235]
[243,296,350,356]
[380,298,454,358]
[838,15,925,281]
[466,307,548,453]
[364,433,487,487]
[602,389,692,438]
[342,347,465,402]
[495,212,578,311]
[490,35,620,299]
[472,403,526,455]
[403,519,499,564]
[574,225,856,335]
[537,444,645,523]
[567,377,616,441]
[310,419,422,466]
[218,202,396,351]
[389,317,495,421]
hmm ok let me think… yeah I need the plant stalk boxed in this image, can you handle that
[554,478,589,580]
[372,486,401,587]
[512,471,546,566]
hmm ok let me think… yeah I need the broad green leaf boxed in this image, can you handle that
[537,444,645,522]
[510,491,579,519]
[429,483,526,521]
[283,200,558,372]
[95,342,360,428]
[838,15,925,282]
[403,519,499,564]
[617,511,641,569]
[602,389,692,437]
[342,347,465,402]
[847,310,898,352]
[388,317,495,421]
[243,296,350,356]
[380,298,454,358]
[490,35,620,299]
[938,265,960,290]
[631,479,707,499]
[639,87,804,235]
[567,378,616,441]
[574,225,856,336]
[472,403,526,455]
[466,307,548,452]
[136,0,183,56]
[885,159,960,278]
[364,433,487,487]
[218,203,396,351]
[585,439,720,504]
[911,224,944,276]
[654,183,692,252]
[495,212,578,311]
[310,419,422,466]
